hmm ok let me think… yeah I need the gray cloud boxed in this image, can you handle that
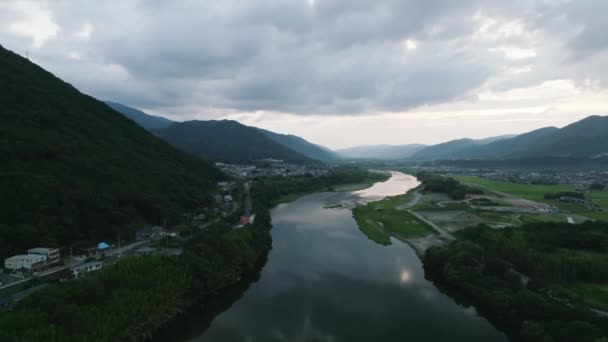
[1,0,607,117]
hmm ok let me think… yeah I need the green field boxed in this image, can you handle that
[554,283,608,311]
[352,192,433,245]
[453,175,575,202]
[454,176,608,221]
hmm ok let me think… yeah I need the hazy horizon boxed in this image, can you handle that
[2,1,607,149]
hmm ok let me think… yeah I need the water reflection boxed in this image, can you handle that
[353,171,420,199]
[169,172,506,342]
[400,270,412,284]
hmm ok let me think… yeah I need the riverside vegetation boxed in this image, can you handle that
[352,171,608,341]
[0,168,381,341]
[424,221,608,341]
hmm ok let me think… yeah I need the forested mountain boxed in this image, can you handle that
[462,127,559,159]
[156,120,317,163]
[521,115,608,157]
[104,101,174,131]
[0,45,222,258]
[410,116,608,161]
[104,102,335,162]
[411,138,497,160]
[257,128,339,161]
[336,144,427,159]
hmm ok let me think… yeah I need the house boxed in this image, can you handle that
[27,247,60,266]
[70,261,103,279]
[240,216,250,225]
[4,254,47,274]
[97,242,110,251]
[224,195,233,202]
[136,226,164,240]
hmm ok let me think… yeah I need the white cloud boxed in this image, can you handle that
[6,1,59,48]
[74,22,93,39]
[1,0,608,148]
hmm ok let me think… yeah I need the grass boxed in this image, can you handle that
[453,176,575,202]
[454,176,608,222]
[352,192,433,245]
[553,283,608,311]
[589,191,608,207]
[519,213,589,224]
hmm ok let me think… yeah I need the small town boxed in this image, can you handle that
[216,159,329,179]
[0,179,255,309]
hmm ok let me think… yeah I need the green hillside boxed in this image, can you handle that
[257,128,338,161]
[336,144,427,159]
[156,120,318,164]
[104,101,174,131]
[524,115,608,157]
[0,45,222,258]
[411,138,484,160]
[411,116,608,161]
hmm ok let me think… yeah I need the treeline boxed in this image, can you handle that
[255,166,388,202]
[423,222,608,341]
[544,191,585,200]
[0,182,274,341]
[416,171,482,200]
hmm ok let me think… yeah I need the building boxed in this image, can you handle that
[136,226,164,240]
[240,216,250,225]
[70,261,103,279]
[27,247,60,266]
[4,254,47,274]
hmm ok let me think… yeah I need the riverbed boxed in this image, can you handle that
[173,172,507,341]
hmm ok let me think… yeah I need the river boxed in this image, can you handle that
[165,172,506,341]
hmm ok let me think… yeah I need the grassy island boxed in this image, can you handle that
[353,191,433,245]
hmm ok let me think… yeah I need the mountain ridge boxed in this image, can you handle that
[155,120,319,164]
[0,45,222,258]
[104,101,174,131]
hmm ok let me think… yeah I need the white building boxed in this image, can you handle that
[70,261,103,279]
[28,247,60,265]
[4,254,47,273]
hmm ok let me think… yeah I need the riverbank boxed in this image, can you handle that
[270,169,390,205]
[0,184,275,341]
[186,176,507,341]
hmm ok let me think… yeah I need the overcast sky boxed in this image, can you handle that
[2,0,608,149]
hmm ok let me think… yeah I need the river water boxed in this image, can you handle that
[181,172,507,341]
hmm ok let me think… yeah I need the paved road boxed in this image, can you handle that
[107,240,150,257]
[244,182,252,217]
[396,191,422,210]
[408,210,456,241]
[0,265,71,291]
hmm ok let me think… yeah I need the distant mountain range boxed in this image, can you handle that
[257,128,339,161]
[410,135,516,160]
[0,44,222,258]
[108,102,338,163]
[336,144,427,159]
[411,116,608,160]
[104,101,174,130]
[107,102,608,163]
